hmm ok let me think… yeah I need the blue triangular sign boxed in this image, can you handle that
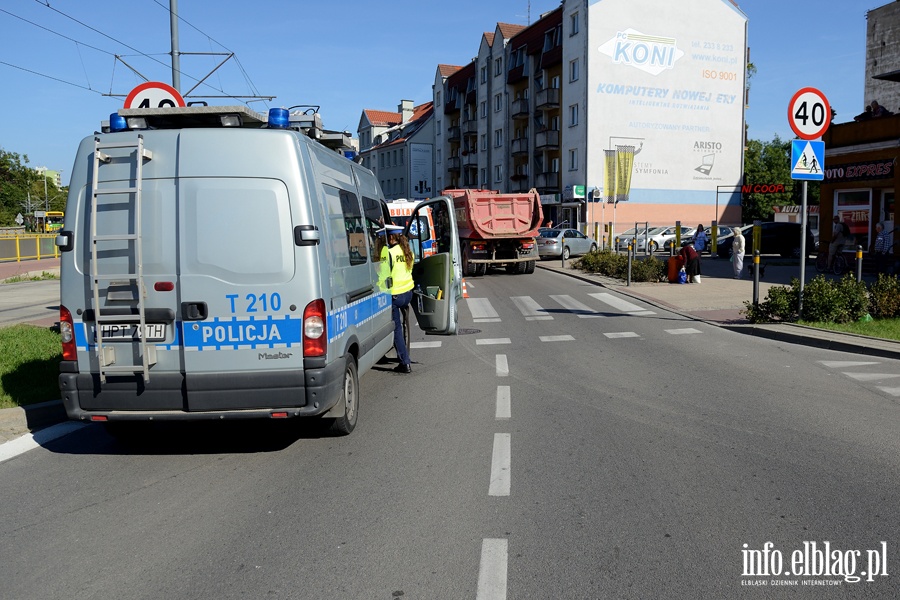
[791,140,825,181]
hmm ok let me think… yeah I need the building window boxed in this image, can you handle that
[494,93,502,112]
[400,149,404,164]
[437,149,442,163]
[551,158,560,173]
[481,168,487,186]
[436,91,441,106]
[569,149,578,170]
[570,12,579,35]
[436,119,441,135]
[569,104,578,126]
[480,101,487,118]
[481,134,487,151]
[481,66,487,83]
[570,58,579,82]
[494,57,502,76]
[494,165,502,183]
[400,178,404,193]
[494,129,503,147]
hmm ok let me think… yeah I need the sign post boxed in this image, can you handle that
[788,87,830,319]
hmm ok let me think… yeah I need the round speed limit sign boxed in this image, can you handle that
[788,87,831,140]
[123,81,186,109]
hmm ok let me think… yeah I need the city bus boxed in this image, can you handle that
[43,211,65,233]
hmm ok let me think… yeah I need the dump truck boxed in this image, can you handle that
[444,188,543,275]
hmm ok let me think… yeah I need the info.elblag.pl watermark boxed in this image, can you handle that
[741,541,889,586]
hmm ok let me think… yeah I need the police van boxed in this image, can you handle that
[56,103,461,435]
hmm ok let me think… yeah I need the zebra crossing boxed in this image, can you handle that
[408,292,706,350]
[819,360,900,397]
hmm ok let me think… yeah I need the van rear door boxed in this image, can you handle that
[406,196,461,335]
[176,176,302,411]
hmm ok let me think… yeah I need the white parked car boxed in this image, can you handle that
[634,225,695,253]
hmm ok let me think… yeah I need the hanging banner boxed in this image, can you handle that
[616,145,636,202]
[604,149,618,203]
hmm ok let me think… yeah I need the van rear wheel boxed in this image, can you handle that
[326,356,359,436]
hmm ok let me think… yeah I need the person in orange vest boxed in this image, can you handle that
[378,224,415,373]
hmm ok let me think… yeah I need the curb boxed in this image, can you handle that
[0,400,67,443]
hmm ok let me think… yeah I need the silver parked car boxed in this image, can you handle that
[537,228,598,260]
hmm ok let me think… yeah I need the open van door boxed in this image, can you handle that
[404,195,461,335]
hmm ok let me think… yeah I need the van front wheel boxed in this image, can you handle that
[326,356,359,436]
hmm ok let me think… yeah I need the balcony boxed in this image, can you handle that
[511,98,529,118]
[463,120,479,135]
[536,172,559,189]
[535,129,560,149]
[447,126,461,142]
[535,87,560,109]
[462,152,478,167]
[511,137,528,156]
[509,179,530,193]
[823,114,900,149]
[447,156,461,171]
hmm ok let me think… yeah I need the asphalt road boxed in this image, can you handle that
[1,267,898,598]
[0,279,58,327]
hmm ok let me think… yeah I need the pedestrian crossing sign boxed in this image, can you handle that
[791,140,825,181]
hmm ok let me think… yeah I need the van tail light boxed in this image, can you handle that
[303,299,327,357]
[60,305,77,361]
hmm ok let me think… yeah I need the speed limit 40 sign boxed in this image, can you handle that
[123,81,186,109]
[788,87,831,140]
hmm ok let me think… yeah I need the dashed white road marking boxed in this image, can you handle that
[539,335,575,342]
[477,338,511,346]
[511,296,553,321]
[489,433,511,497]
[819,360,880,368]
[550,294,603,318]
[666,328,703,335]
[410,341,441,349]
[476,538,508,600]
[495,354,509,377]
[588,292,655,315]
[843,372,900,382]
[496,386,511,419]
[0,422,87,464]
[468,298,500,323]
[604,332,640,338]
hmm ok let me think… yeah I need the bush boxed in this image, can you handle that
[573,250,664,282]
[744,274,870,324]
[869,273,900,319]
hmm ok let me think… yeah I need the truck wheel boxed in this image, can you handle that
[463,253,477,277]
[506,263,518,274]
[525,260,535,274]
[325,356,359,436]
[516,261,527,274]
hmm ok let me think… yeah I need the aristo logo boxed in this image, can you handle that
[599,29,684,76]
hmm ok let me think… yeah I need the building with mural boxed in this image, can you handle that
[433,0,748,231]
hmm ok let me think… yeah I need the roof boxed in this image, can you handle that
[497,22,527,40]
[438,64,463,77]
[363,109,402,127]
[364,102,434,150]
[483,32,495,46]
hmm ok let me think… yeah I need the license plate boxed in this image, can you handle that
[98,323,166,342]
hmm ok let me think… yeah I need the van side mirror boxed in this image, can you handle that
[55,230,74,252]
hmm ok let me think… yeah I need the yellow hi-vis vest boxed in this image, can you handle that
[385,244,414,295]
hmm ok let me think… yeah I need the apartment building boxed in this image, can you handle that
[358,100,435,201]
[433,0,748,229]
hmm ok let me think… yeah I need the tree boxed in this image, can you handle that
[742,135,819,222]
[0,148,68,227]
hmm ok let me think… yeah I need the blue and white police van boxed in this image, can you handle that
[56,101,461,436]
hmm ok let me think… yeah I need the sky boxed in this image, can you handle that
[0,0,882,187]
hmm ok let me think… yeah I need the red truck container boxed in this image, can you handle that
[443,188,543,276]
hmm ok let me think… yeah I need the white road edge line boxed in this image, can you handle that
[496,386,511,419]
[476,538,508,600]
[489,433,511,497]
[0,421,88,464]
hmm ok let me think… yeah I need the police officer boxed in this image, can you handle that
[378,225,415,373]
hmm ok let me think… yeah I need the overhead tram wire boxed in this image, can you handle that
[0,59,104,94]
[25,0,249,103]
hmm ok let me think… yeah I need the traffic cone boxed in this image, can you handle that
[462,278,469,298]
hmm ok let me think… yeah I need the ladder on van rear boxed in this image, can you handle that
[90,135,153,383]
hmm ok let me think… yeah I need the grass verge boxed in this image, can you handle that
[2,271,59,283]
[0,324,61,409]
[799,318,900,342]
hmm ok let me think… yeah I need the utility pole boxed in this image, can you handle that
[170,0,181,93]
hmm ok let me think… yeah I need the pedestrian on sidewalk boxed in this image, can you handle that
[680,240,701,283]
[731,227,745,278]
[694,224,708,253]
